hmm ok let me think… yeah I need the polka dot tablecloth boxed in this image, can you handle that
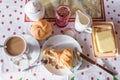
[0,0,120,80]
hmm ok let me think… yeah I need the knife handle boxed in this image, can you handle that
[96,63,118,76]
[77,51,118,76]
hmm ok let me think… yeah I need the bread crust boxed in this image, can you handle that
[42,48,74,69]
[31,20,52,40]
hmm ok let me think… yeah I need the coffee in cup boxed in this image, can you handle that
[4,35,27,57]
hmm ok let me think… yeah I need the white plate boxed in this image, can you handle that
[41,35,82,76]
[23,35,40,65]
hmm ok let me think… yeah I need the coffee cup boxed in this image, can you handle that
[4,35,27,58]
[74,10,92,33]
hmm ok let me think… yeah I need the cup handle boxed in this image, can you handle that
[84,27,92,33]
[24,45,32,60]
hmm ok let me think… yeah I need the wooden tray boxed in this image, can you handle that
[25,0,105,22]
[91,22,118,58]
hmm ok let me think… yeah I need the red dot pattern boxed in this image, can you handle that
[108,12,110,14]
[6,68,9,72]
[10,76,13,79]
[20,5,23,8]
[0,0,2,3]
[14,1,17,4]
[99,72,102,75]
[13,32,16,35]
[9,14,12,17]
[118,14,120,16]
[113,9,116,12]
[107,5,109,8]
[9,21,12,24]
[22,32,26,35]
[90,45,92,48]
[84,38,87,41]
[113,67,116,70]
[87,54,89,56]
[86,65,90,68]
[42,78,45,80]
[20,12,22,14]
[107,77,110,80]
[18,26,21,29]
[114,57,117,61]
[8,28,11,31]
[81,45,83,48]
[91,77,94,80]
[111,1,114,4]
[18,68,21,72]
[2,35,5,38]
[1,21,4,24]
[2,14,5,17]
[1,59,4,63]
[14,10,17,12]
[33,73,36,76]
[6,5,9,8]
[17,17,20,20]
[81,72,84,75]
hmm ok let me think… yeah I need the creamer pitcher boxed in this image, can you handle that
[75,10,92,33]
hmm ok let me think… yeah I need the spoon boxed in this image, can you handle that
[0,45,7,48]
[22,58,48,71]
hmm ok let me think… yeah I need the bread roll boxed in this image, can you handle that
[42,48,74,69]
[31,20,52,40]
[42,48,59,59]
[60,49,73,69]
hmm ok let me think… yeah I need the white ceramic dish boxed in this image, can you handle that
[41,35,82,76]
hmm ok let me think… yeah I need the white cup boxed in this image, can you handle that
[4,35,27,58]
[74,10,92,33]
[4,35,30,65]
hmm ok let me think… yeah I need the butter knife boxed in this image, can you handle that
[75,48,118,76]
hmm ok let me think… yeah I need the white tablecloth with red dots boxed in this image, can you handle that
[0,0,120,80]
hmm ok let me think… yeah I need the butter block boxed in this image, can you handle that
[95,30,116,53]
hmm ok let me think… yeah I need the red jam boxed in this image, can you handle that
[55,5,71,28]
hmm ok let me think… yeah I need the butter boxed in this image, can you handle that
[95,29,116,53]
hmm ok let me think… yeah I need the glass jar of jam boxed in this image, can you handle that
[55,5,71,28]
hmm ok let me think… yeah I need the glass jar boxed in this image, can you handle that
[55,5,71,28]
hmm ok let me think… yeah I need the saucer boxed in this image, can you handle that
[23,34,40,65]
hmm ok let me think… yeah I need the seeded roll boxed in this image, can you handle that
[31,20,52,40]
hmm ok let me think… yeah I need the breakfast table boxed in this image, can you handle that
[0,0,120,80]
